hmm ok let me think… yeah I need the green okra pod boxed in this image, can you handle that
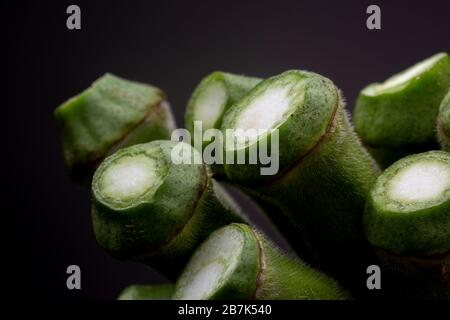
[353,52,450,167]
[118,284,174,300]
[54,73,176,185]
[172,223,349,300]
[220,70,379,292]
[437,90,450,151]
[364,151,450,299]
[91,140,247,280]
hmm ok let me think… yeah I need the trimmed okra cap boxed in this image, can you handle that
[354,52,450,148]
[221,70,338,184]
[364,151,450,256]
[92,140,206,258]
[172,223,260,300]
[185,72,261,133]
[437,90,450,151]
[54,73,176,185]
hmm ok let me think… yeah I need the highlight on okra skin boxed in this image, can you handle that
[91,140,246,280]
[363,151,450,298]
[220,70,379,288]
[437,90,450,151]
[172,224,349,300]
[118,284,174,300]
[353,52,450,168]
[54,73,176,185]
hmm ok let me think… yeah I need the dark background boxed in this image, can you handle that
[3,0,449,299]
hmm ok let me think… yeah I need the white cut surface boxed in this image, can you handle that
[363,53,445,96]
[174,226,245,300]
[388,160,450,203]
[230,84,301,148]
[100,154,160,202]
[193,81,228,130]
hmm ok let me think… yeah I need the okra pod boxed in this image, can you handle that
[220,70,379,291]
[353,52,450,167]
[91,140,246,280]
[54,73,176,185]
[364,151,450,298]
[172,224,349,300]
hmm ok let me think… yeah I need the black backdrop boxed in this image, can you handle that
[3,0,449,299]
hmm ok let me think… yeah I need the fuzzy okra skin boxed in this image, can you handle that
[353,52,450,167]
[364,151,450,298]
[91,140,247,281]
[118,284,174,300]
[220,70,379,288]
[54,73,176,185]
[437,90,450,151]
[172,224,349,300]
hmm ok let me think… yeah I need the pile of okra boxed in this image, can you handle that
[54,52,450,300]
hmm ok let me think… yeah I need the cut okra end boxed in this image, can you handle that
[221,70,338,184]
[96,151,167,207]
[437,90,450,151]
[172,223,349,300]
[185,71,261,133]
[172,223,259,300]
[54,73,176,185]
[118,284,174,300]
[92,140,205,257]
[364,151,450,256]
[362,53,448,96]
[354,52,450,149]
